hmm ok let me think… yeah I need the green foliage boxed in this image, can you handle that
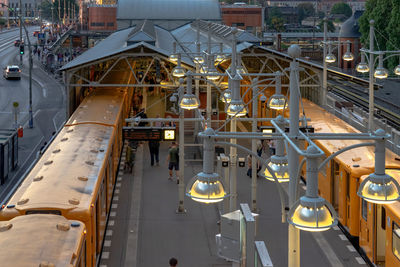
[317,20,335,32]
[359,0,400,72]
[297,3,315,22]
[270,17,285,32]
[330,2,353,20]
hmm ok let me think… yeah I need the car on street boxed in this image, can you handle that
[3,65,21,79]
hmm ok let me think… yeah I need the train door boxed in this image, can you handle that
[95,177,107,257]
[360,199,375,261]
[338,167,349,225]
[331,160,340,211]
[376,206,386,264]
[106,157,113,212]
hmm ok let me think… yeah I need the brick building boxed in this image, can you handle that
[221,3,264,33]
[88,4,117,32]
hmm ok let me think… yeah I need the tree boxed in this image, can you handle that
[39,0,79,23]
[359,0,399,70]
[317,20,335,32]
[270,17,285,32]
[330,2,353,20]
[297,3,315,22]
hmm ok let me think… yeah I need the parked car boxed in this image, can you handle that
[3,65,21,79]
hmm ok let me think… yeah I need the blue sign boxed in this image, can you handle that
[38,33,45,39]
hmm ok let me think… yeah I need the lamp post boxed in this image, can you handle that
[18,0,22,65]
[368,20,375,132]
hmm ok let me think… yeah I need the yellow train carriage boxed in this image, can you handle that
[0,89,128,266]
[359,169,400,266]
[0,214,86,267]
[301,99,400,237]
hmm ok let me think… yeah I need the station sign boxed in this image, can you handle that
[123,127,176,141]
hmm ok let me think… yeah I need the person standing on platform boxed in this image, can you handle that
[148,140,160,166]
[166,142,179,183]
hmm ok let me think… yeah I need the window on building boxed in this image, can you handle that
[107,22,114,27]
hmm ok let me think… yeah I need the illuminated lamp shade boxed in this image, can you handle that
[220,89,232,103]
[288,196,337,232]
[194,55,204,64]
[214,54,225,64]
[263,155,289,183]
[357,173,400,204]
[179,93,200,110]
[199,65,208,74]
[267,94,288,110]
[342,51,354,61]
[172,66,186,78]
[356,62,369,73]
[169,54,178,63]
[227,100,247,117]
[186,172,227,203]
[394,65,400,76]
[206,66,220,81]
[325,53,336,63]
[374,67,389,79]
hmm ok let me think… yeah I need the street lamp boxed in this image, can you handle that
[342,40,354,61]
[267,72,287,110]
[172,54,185,78]
[226,74,247,117]
[186,128,227,203]
[179,72,200,110]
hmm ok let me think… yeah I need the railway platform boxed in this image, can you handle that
[99,137,369,267]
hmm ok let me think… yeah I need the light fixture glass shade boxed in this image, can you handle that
[186,172,227,203]
[342,51,354,61]
[394,65,400,75]
[179,94,200,110]
[170,94,177,102]
[215,54,225,64]
[357,173,400,204]
[194,55,204,64]
[356,62,369,73]
[206,66,220,81]
[169,54,178,63]
[288,196,337,232]
[325,54,336,63]
[227,100,247,117]
[220,89,232,103]
[263,156,289,183]
[172,66,186,77]
[374,67,389,79]
[267,94,288,110]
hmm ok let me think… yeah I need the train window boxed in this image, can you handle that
[26,210,61,215]
[345,171,350,198]
[392,222,400,261]
[381,207,386,230]
[361,199,368,221]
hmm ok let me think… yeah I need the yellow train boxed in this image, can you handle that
[301,99,400,266]
[0,88,129,266]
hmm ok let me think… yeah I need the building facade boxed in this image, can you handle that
[221,3,264,33]
[88,4,117,32]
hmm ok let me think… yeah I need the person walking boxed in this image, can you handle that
[169,257,178,267]
[166,142,179,183]
[148,140,160,166]
[247,154,261,178]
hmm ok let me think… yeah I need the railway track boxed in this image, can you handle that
[328,78,400,131]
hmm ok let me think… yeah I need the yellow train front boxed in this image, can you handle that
[0,88,129,266]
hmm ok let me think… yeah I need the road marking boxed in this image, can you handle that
[115,189,120,194]
[106,230,113,236]
[347,245,356,252]
[108,220,115,226]
[355,257,366,264]
[313,232,344,267]
[110,211,116,217]
[114,196,119,201]
[112,203,118,209]
[100,265,107,267]
[333,226,340,231]
[116,182,121,188]
[339,234,347,241]
[104,240,111,247]
[101,252,110,260]
[301,185,306,190]
[117,177,122,181]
